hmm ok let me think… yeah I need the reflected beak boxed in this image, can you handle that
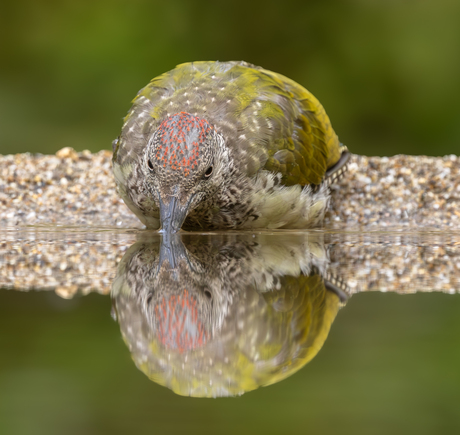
[158,195,191,233]
[158,233,189,270]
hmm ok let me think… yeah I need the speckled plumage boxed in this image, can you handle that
[112,61,349,231]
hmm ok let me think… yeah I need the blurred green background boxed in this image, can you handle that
[1,0,459,157]
[1,289,460,435]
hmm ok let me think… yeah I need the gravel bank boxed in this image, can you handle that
[0,148,459,229]
[329,153,460,230]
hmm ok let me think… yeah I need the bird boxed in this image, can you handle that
[112,61,349,232]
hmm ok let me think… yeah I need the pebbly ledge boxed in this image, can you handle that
[0,148,141,229]
[0,148,459,230]
[328,153,460,230]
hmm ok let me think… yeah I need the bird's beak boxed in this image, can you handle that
[158,194,191,233]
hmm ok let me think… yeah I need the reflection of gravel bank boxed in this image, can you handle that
[0,148,459,229]
[1,230,458,298]
[327,233,460,294]
[0,229,137,297]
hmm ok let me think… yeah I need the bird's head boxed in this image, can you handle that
[142,112,226,232]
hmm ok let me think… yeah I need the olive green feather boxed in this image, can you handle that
[116,61,342,187]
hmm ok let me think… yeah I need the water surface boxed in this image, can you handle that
[1,227,459,434]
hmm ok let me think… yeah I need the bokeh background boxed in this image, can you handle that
[1,289,460,435]
[1,0,459,157]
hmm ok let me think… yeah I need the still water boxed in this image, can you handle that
[1,227,460,434]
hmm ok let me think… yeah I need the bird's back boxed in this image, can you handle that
[115,61,343,186]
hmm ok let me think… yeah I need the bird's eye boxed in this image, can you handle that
[147,159,154,171]
[204,166,213,178]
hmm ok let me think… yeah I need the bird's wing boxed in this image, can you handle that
[226,64,342,186]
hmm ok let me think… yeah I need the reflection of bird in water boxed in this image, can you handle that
[112,233,347,397]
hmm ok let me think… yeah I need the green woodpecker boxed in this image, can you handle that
[112,61,349,232]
